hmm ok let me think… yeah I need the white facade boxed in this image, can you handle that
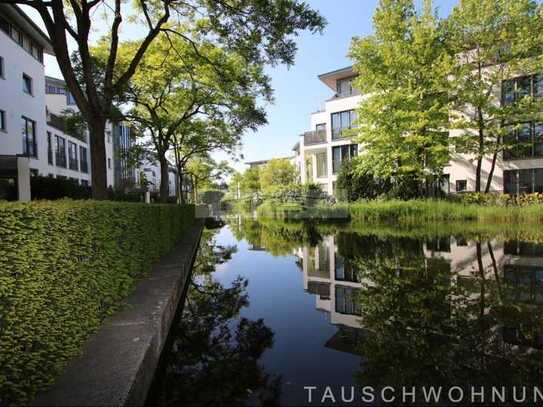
[297,65,543,196]
[139,160,178,197]
[0,5,52,176]
[297,66,362,196]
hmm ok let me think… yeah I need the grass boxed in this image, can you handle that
[255,198,543,224]
[345,199,543,223]
[256,200,350,221]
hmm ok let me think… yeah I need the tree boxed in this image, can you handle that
[259,159,299,194]
[446,0,543,192]
[240,167,262,196]
[185,155,233,203]
[350,0,452,195]
[126,31,269,201]
[5,0,325,199]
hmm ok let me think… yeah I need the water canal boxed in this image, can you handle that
[148,217,543,406]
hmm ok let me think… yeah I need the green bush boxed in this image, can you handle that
[0,200,194,404]
[454,192,543,207]
[31,176,92,200]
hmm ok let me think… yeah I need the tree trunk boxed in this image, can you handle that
[178,170,185,204]
[475,108,484,193]
[485,150,498,193]
[88,117,108,200]
[159,155,170,203]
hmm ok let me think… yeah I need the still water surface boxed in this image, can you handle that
[149,218,543,406]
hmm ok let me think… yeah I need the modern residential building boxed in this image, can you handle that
[139,160,179,198]
[0,4,54,176]
[0,4,137,194]
[296,66,362,196]
[296,65,543,196]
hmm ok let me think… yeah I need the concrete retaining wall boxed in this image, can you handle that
[33,221,204,407]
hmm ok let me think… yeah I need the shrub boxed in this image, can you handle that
[0,200,194,404]
[454,192,543,207]
[31,176,92,200]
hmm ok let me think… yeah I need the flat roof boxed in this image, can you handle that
[318,65,356,92]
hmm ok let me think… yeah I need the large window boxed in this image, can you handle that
[316,151,327,178]
[336,77,357,98]
[335,286,361,316]
[331,110,357,139]
[68,141,78,170]
[332,144,358,174]
[55,135,67,168]
[504,168,543,194]
[504,122,543,160]
[80,146,88,173]
[21,116,37,158]
[502,74,542,105]
[47,131,53,165]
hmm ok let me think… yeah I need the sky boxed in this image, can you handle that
[33,0,459,172]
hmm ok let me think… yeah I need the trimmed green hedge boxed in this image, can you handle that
[0,200,194,405]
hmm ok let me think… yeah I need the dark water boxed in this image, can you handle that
[148,218,543,406]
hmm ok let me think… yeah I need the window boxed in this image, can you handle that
[21,116,37,158]
[335,285,361,316]
[504,168,543,194]
[502,74,541,105]
[68,141,78,170]
[316,151,327,178]
[80,146,88,173]
[81,179,89,187]
[331,110,357,139]
[504,122,543,160]
[0,110,5,131]
[456,180,467,192]
[0,56,4,78]
[315,123,326,139]
[55,135,66,168]
[336,77,357,97]
[22,73,32,95]
[332,144,358,174]
[66,92,76,105]
[108,158,112,169]
[0,16,9,34]
[47,132,53,165]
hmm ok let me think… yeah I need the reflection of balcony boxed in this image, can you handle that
[303,130,326,146]
[307,281,331,300]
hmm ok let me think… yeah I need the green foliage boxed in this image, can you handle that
[350,0,452,186]
[336,160,392,201]
[454,192,543,207]
[256,201,350,221]
[0,200,194,405]
[30,176,91,200]
[446,0,543,192]
[258,159,299,194]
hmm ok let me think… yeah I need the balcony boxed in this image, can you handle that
[303,130,326,146]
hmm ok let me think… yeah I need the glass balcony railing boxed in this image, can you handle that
[304,130,326,145]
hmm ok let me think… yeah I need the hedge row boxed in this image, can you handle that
[0,200,194,405]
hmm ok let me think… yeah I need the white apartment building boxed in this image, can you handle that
[296,66,543,196]
[0,4,53,176]
[0,4,137,195]
[297,66,362,196]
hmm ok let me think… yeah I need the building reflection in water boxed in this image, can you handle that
[296,232,543,356]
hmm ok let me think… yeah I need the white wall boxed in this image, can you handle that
[0,28,47,173]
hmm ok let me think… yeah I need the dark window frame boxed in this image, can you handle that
[331,109,357,139]
[332,143,358,174]
[456,179,467,192]
[68,141,78,171]
[47,131,53,165]
[22,73,32,95]
[79,146,88,173]
[55,135,67,168]
[21,116,37,158]
[0,109,6,131]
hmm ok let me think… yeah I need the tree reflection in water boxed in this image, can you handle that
[148,230,281,407]
[229,217,543,393]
